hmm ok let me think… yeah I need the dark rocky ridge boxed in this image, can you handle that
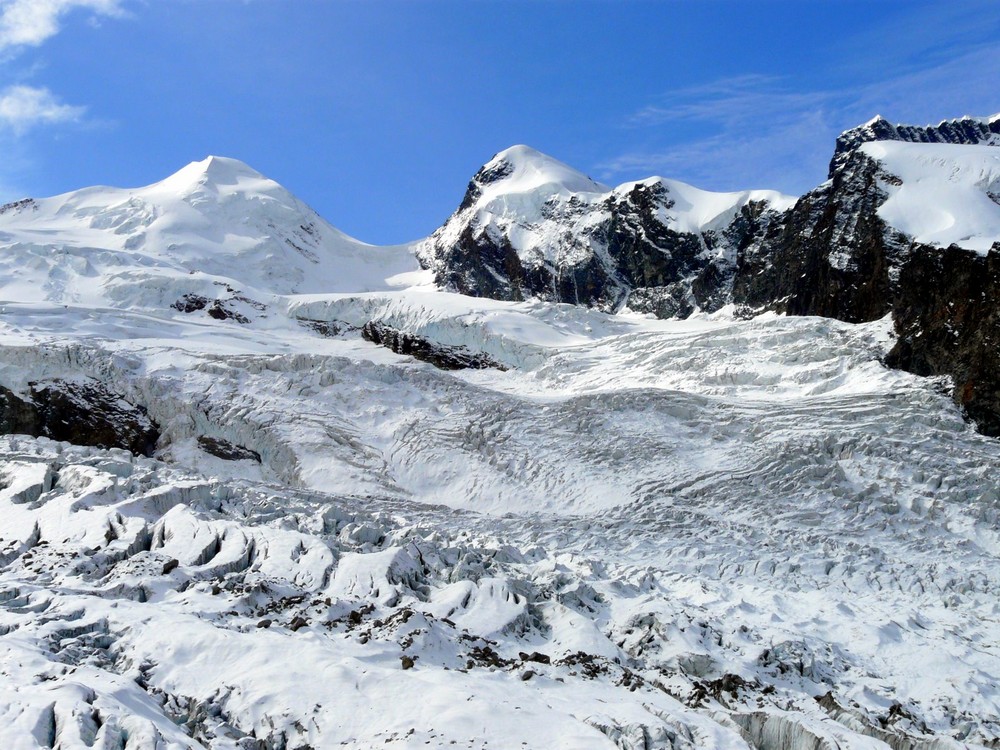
[733,147,911,323]
[885,244,1000,437]
[0,380,159,455]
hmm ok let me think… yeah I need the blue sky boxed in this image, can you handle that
[0,0,999,244]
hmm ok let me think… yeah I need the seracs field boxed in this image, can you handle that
[0,118,999,749]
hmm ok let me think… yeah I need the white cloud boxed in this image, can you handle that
[0,84,84,133]
[0,0,124,54]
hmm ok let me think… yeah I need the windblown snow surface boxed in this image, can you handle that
[0,157,998,750]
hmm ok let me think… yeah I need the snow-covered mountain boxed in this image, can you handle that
[0,155,421,313]
[417,118,1000,436]
[417,145,794,318]
[0,122,999,749]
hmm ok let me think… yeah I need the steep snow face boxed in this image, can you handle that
[862,141,1000,252]
[0,155,421,305]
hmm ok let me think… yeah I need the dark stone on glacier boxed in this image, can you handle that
[161,558,179,575]
[400,655,415,670]
[361,320,506,371]
[519,651,551,665]
[171,294,249,324]
[198,436,261,463]
[0,380,159,456]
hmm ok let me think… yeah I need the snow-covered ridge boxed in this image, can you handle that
[430,144,796,265]
[830,112,1000,177]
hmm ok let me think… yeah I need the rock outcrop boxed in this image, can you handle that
[0,380,159,455]
[885,244,1000,436]
[361,321,506,370]
[732,146,909,323]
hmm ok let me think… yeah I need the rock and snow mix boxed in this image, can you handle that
[0,147,998,749]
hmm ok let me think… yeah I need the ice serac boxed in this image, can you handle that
[417,144,793,318]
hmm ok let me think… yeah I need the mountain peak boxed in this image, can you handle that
[156,155,269,194]
[464,145,608,207]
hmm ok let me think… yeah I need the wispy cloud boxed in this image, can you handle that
[0,0,125,55]
[624,74,831,130]
[0,0,128,196]
[0,84,84,133]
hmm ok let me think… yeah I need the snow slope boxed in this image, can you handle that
[0,155,422,307]
[863,141,1000,252]
[0,156,997,749]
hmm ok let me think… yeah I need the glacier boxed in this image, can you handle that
[0,131,998,749]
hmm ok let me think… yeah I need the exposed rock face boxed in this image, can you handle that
[730,117,1000,435]
[885,244,1000,437]
[361,321,506,371]
[0,380,159,455]
[733,147,910,323]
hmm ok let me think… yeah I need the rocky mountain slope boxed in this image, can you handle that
[419,115,1000,435]
[0,122,997,749]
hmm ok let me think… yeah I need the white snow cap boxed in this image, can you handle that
[479,144,609,197]
[153,154,276,196]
